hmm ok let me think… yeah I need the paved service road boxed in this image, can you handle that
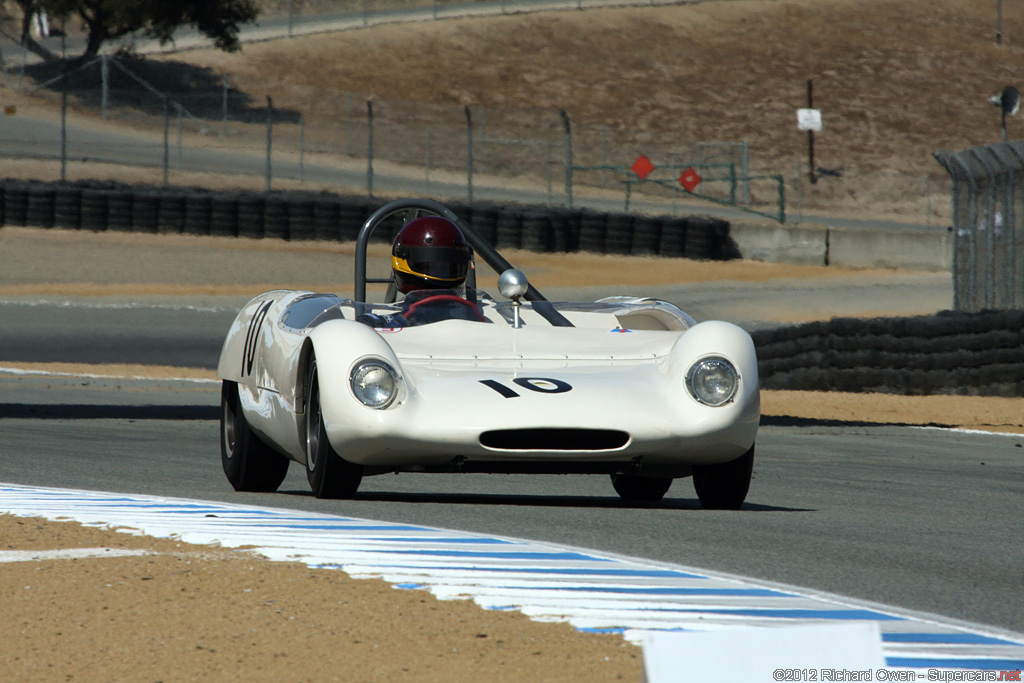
[1,372,1021,636]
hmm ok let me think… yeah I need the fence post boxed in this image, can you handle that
[546,140,553,204]
[221,74,229,137]
[176,103,183,168]
[60,65,67,181]
[742,139,751,206]
[265,96,273,192]
[776,174,786,224]
[100,54,109,119]
[465,105,474,203]
[560,109,573,207]
[162,97,170,187]
[425,128,431,192]
[367,99,374,198]
[299,114,305,182]
[346,92,354,155]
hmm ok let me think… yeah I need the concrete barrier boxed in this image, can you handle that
[728,220,952,271]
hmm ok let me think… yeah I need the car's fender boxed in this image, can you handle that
[665,320,760,448]
[306,319,406,451]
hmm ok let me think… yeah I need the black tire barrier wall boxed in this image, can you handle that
[752,310,1024,397]
[4,179,1020,398]
[0,179,736,261]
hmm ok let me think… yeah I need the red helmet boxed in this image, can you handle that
[391,216,472,294]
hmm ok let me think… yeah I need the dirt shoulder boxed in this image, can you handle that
[0,514,641,682]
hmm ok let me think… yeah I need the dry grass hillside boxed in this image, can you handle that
[4,0,1022,219]
[138,0,1023,221]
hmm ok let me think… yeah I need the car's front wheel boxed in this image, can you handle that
[692,444,755,510]
[220,380,289,492]
[305,357,363,499]
[610,474,673,503]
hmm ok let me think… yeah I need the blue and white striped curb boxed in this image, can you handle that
[2,483,1022,671]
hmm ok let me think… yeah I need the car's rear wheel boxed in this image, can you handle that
[305,357,363,499]
[692,444,755,510]
[220,380,289,492]
[610,474,673,503]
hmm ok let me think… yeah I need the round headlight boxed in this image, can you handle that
[350,361,399,409]
[687,357,738,407]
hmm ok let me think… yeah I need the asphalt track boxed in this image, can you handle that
[1,361,1022,639]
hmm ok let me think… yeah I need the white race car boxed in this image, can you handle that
[217,199,760,508]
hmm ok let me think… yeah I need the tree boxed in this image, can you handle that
[12,0,259,61]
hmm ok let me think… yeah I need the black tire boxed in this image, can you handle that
[610,474,673,503]
[79,189,108,232]
[157,193,185,234]
[312,199,341,241]
[26,184,55,228]
[106,190,133,232]
[54,185,82,230]
[183,192,212,236]
[4,182,29,226]
[692,444,755,510]
[305,358,362,499]
[220,381,289,492]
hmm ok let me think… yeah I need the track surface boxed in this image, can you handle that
[1,369,1022,637]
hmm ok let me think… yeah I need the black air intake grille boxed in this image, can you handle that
[480,429,629,451]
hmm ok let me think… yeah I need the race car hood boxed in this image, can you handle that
[376,319,679,363]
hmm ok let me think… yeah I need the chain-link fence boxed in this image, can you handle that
[934,142,1024,312]
[2,50,794,217]
[0,36,950,229]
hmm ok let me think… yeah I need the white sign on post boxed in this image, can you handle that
[797,108,822,131]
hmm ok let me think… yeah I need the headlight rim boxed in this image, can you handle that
[686,356,740,407]
[349,358,401,410]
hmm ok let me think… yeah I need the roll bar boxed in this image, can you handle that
[354,198,548,304]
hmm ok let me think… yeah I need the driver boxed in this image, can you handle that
[357,216,486,327]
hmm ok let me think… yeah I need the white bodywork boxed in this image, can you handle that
[217,290,760,479]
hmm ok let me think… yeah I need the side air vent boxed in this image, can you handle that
[480,429,629,451]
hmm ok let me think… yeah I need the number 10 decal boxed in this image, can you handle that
[480,377,572,398]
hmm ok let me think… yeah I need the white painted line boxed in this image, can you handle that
[0,547,152,563]
[0,483,1021,672]
[0,366,218,384]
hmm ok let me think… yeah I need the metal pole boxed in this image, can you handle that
[299,114,305,182]
[796,161,803,223]
[367,100,374,198]
[560,109,573,207]
[221,74,228,137]
[346,92,354,155]
[58,26,68,181]
[18,40,26,91]
[925,175,931,226]
[60,72,67,182]
[176,103,183,168]
[601,125,608,187]
[465,105,474,203]
[742,139,751,205]
[807,79,817,184]
[162,97,170,187]
[100,54,108,119]
[425,127,431,191]
[363,0,368,27]
[997,0,1003,45]
[546,140,553,204]
[265,96,273,192]
[288,0,294,37]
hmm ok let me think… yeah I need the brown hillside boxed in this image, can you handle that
[186,0,1024,175]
